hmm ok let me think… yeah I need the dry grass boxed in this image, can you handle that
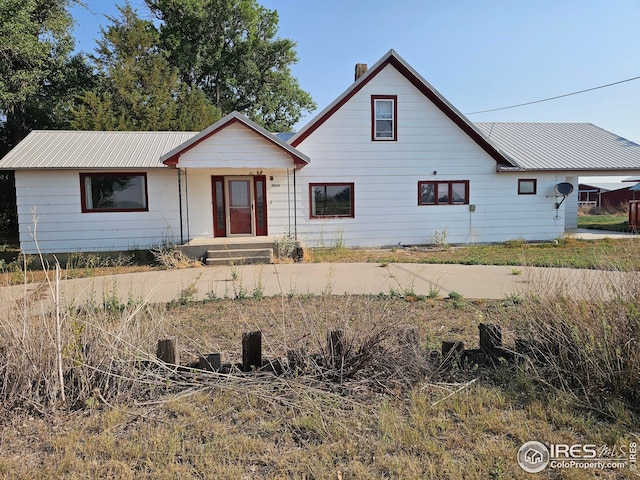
[150,243,203,269]
[578,204,629,216]
[4,238,640,289]
[0,260,639,478]
[506,270,640,416]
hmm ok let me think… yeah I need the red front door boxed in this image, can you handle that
[228,179,252,235]
[211,175,268,237]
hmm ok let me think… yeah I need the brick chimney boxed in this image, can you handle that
[355,63,368,81]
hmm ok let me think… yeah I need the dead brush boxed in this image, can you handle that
[578,203,629,216]
[0,287,180,414]
[510,268,640,414]
[284,304,432,396]
[0,276,435,417]
[150,243,202,269]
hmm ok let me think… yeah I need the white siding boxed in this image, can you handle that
[177,122,295,170]
[15,169,181,254]
[293,64,569,247]
[12,61,584,253]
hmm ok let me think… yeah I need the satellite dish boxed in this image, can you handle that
[554,182,574,196]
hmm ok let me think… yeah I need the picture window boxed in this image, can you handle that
[80,173,148,212]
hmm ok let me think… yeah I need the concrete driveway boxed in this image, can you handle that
[2,261,634,316]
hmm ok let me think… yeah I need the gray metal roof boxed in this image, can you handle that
[475,122,640,172]
[0,130,198,169]
[275,132,296,142]
[4,122,640,173]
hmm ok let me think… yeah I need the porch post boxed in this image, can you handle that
[293,167,298,240]
[287,168,291,236]
[178,168,184,244]
[185,168,190,240]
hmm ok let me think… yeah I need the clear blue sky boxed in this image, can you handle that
[71,0,640,144]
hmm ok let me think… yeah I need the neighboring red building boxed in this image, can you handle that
[579,181,639,208]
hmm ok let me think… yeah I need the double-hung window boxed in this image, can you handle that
[372,95,397,141]
[418,181,469,205]
[80,173,148,212]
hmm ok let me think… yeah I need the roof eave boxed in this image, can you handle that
[498,166,640,173]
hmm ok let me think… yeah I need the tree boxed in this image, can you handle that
[0,0,91,154]
[146,0,315,132]
[0,0,92,239]
[71,2,219,131]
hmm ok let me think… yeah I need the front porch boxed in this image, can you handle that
[158,113,310,262]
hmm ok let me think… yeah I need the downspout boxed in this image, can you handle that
[178,168,184,244]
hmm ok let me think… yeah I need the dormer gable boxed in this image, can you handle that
[162,111,309,169]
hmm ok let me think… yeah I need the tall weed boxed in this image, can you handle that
[510,270,640,413]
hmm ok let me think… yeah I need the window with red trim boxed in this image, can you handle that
[310,183,354,218]
[418,181,469,205]
[518,179,537,195]
[80,173,148,212]
[372,95,397,141]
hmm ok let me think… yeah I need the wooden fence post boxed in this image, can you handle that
[479,323,502,354]
[327,329,344,367]
[198,353,221,372]
[442,340,465,358]
[157,338,179,366]
[242,331,262,372]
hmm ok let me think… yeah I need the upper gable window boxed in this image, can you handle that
[372,95,397,141]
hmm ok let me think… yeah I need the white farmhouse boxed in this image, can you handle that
[2,50,640,259]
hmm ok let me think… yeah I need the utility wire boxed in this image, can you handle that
[465,75,640,115]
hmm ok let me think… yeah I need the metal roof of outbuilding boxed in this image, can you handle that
[0,130,198,169]
[475,122,640,172]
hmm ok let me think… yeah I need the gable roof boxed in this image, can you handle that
[289,49,518,169]
[161,111,309,168]
[0,130,198,169]
[475,123,640,172]
[0,112,310,171]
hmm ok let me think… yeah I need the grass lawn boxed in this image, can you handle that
[578,213,629,232]
[310,237,640,271]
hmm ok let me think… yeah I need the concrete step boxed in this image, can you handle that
[205,254,273,266]
[206,248,273,260]
[205,242,275,252]
[205,246,273,266]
